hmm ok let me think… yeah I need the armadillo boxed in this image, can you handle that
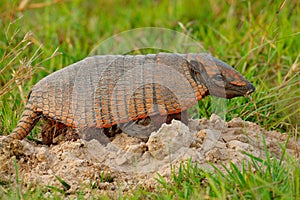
[7,53,255,143]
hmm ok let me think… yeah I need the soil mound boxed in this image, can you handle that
[0,115,298,197]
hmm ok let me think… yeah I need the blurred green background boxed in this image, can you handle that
[0,0,299,136]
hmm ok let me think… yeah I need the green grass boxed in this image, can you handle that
[0,0,299,199]
[130,137,300,200]
[132,148,299,199]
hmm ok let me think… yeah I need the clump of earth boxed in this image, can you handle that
[0,115,299,198]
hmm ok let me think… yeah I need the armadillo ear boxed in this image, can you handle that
[190,60,205,73]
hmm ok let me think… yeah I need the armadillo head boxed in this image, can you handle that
[189,54,255,99]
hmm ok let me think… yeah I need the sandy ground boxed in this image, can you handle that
[0,115,299,198]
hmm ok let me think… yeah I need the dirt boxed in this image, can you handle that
[0,115,299,198]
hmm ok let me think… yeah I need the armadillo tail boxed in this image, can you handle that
[9,103,41,140]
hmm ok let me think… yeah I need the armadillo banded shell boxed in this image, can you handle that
[29,53,206,129]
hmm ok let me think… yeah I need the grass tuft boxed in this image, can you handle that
[132,140,299,200]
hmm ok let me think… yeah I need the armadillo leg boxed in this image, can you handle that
[41,119,71,145]
[119,112,189,141]
[78,127,112,145]
[166,111,188,125]
[151,111,188,127]
[9,103,41,140]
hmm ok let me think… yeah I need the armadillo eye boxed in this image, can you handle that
[213,74,224,87]
[214,74,223,81]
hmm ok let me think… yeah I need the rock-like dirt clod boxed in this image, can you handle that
[0,115,299,198]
